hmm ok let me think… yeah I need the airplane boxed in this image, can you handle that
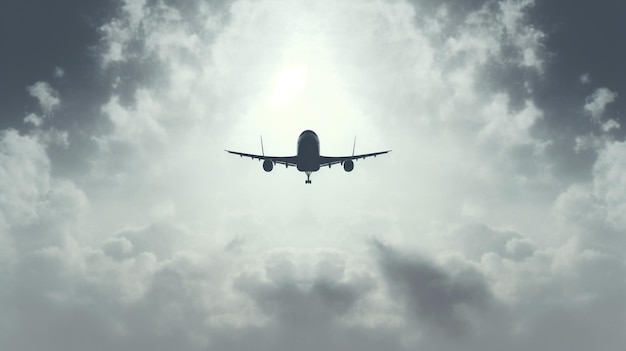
[225,129,391,184]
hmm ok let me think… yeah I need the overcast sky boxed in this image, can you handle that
[1,0,625,350]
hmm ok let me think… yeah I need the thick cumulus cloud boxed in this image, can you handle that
[1,0,626,350]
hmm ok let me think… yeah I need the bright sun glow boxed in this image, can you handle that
[250,57,377,151]
[270,65,309,106]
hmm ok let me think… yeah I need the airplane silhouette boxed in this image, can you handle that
[226,130,391,184]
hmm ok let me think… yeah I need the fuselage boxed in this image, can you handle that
[296,130,320,171]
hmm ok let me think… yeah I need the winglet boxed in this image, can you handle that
[352,135,357,156]
[260,135,265,157]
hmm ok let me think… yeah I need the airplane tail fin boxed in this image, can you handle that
[260,135,265,157]
[352,135,357,156]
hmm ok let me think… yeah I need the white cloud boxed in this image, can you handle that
[498,0,545,69]
[591,141,626,232]
[23,113,43,127]
[584,87,618,122]
[27,81,60,115]
[601,118,620,132]
[0,130,51,228]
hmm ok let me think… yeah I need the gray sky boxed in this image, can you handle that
[1,0,625,350]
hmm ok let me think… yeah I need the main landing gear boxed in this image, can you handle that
[305,172,312,184]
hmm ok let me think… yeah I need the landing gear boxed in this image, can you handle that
[305,172,312,184]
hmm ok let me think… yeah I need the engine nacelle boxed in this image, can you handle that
[343,159,354,172]
[263,159,274,172]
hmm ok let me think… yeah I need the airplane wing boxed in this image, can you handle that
[225,150,298,167]
[319,150,391,167]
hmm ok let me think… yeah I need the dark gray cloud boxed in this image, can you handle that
[235,258,373,325]
[375,240,492,337]
[212,254,400,351]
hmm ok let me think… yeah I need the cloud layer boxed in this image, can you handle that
[1,0,625,350]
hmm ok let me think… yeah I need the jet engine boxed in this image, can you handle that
[343,159,354,172]
[263,159,274,172]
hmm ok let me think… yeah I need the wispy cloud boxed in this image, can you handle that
[585,87,618,122]
[27,81,60,116]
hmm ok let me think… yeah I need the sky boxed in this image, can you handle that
[1,0,625,350]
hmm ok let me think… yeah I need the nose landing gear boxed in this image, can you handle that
[305,172,312,184]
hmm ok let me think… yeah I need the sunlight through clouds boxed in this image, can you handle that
[270,65,309,107]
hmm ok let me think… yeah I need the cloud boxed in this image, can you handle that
[590,141,626,233]
[444,223,536,261]
[53,67,65,78]
[27,81,60,116]
[235,252,374,325]
[210,250,403,351]
[584,87,618,122]
[0,130,51,229]
[580,73,591,84]
[375,240,492,337]
[23,113,43,127]
[2,0,626,350]
[601,119,620,132]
